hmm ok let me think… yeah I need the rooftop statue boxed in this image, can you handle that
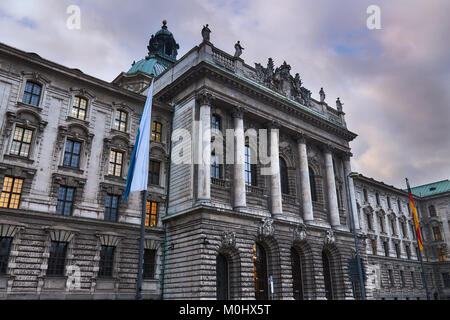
[201,24,211,42]
[234,41,244,58]
[319,87,326,103]
[336,97,343,112]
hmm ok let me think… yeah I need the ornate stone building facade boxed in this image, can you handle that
[0,21,447,300]
[353,175,449,300]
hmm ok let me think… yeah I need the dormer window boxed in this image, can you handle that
[22,81,42,106]
[114,110,128,132]
[71,96,88,120]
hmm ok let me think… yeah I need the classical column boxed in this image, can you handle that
[196,91,212,202]
[324,145,340,227]
[269,125,282,216]
[343,154,360,230]
[297,135,313,222]
[232,107,246,210]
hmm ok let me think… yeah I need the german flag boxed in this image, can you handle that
[406,178,423,251]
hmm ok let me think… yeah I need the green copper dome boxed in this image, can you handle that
[127,20,179,76]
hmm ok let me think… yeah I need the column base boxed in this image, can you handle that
[195,199,211,207]
[233,206,249,213]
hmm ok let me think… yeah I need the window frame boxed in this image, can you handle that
[56,186,75,216]
[46,241,68,276]
[71,96,88,121]
[145,201,159,227]
[149,160,160,185]
[143,249,157,279]
[279,157,289,195]
[0,237,13,275]
[22,81,42,107]
[10,125,34,158]
[104,194,120,222]
[108,149,124,177]
[114,109,128,132]
[309,166,318,202]
[211,152,222,179]
[211,114,221,131]
[98,245,115,278]
[244,145,257,187]
[0,176,24,209]
[151,121,163,142]
[63,138,82,168]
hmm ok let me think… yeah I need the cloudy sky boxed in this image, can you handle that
[1,0,449,189]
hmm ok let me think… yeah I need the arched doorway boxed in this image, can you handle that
[322,250,334,300]
[291,247,304,300]
[216,253,229,300]
[253,243,268,300]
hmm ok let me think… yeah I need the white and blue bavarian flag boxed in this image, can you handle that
[123,80,154,202]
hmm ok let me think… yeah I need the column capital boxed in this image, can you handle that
[342,151,353,161]
[321,143,334,154]
[231,106,244,119]
[196,90,214,106]
[265,119,280,130]
[295,132,308,144]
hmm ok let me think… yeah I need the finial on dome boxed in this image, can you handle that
[162,20,167,26]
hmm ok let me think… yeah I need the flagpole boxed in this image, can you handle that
[405,178,430,300]
[136,189,147,300]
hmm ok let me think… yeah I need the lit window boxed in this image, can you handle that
[0,237,13,274]
[433,227,442,241]
[146,201,158,227]
[10,126,33,157]
[114,110,128,132]
[56,186,75,216]
[0,177,23,209]
[151,121,162,142]
[438,248,446,262]
[105,194,119,222]
[143,249,156,279]
[98,245,115,278]
[71,96,87,120]
[108,150,123,177]
[63,139,81,168]
[22,81,42,106]
[149,161,160,185]
[47,241,67,276]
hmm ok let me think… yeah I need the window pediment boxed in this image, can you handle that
[69,87,96,100]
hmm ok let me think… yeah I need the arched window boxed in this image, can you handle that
[253,243,268,300]
[216,253,229,300]
[22,81,42,106]
[211,114,221,131]
[291,247,304,300]
[279,157,289,194]
[322,250,334,300]
[309,166,317,202]
[428,205,437,217]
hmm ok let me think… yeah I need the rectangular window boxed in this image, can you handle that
[0,177,23,209]
[400,221,406,237]
[211,114,221,131]
[383,242,389,257]
[151,121,162,142]
[387,196,391,209]
[366,214,372,230]
[104,194,119,222]
[379,216,385,233]
[411,271,416,288]
[56,186,75,216]
[400,270,405,287]
[145,201,158,227]
[397,199,402,212]
[395,243,401,258]
[211,152,221,179]
[10,126,33,157]
[143,249,156,279]
[47,241,68,276]
[108,150,123,177]
[406,245,411,260]
[71,96,87,120]
[63,139,81,168]
[244,145,257,186]
[149,161,160,185]
[114,110,127,132]
[98,245,115,278]
[388,269,394,287]
[371,239,377,255]
[390,219,397,235]
[363,189,368,202]
[411,224,416,240]
[438,248,446,262]
[22,81,42,106]
[433,227,442,241]
[0,237,13,274]
[442,273,450,288]
[376,193,380,206]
